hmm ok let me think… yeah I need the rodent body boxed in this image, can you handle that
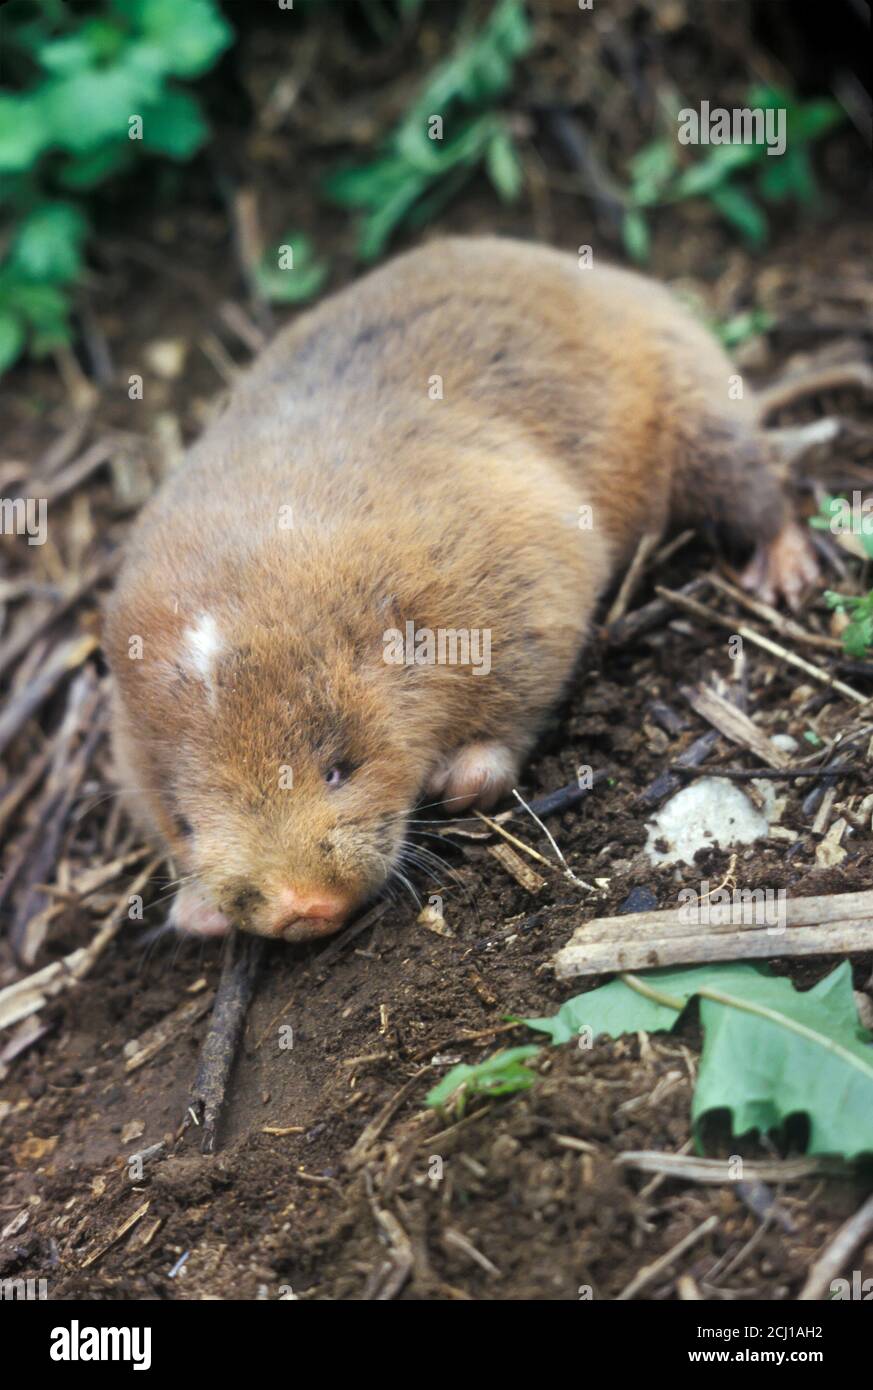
[105,237,814,940]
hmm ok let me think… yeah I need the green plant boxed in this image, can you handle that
[810,494,873,559]
[713,307,774,350]
[324,0,532,261]
[426,1045,540,1116]
[524,962,873,1159]
[824,591,873,659]
[621,85,845,264]
[808,496,873,657]
[0,0,233,373]
[254,232,328,305]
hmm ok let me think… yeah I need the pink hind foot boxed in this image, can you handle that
[426,741,519,813]
[739,519,819,612]
[170,884,231,938]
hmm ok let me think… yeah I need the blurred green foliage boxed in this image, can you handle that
[426,1046,541,1116]
[254,232,328,304]
[824,589,873,659]
[324,0,531,261]
[0,0,233,372]
[0,2,853,379]
[809,496,873,658]
[712,307,774,350]
[622,85,845,264]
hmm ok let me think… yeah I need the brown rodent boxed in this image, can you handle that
[105,236,817,942]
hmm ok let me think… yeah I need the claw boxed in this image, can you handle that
[739,519,820,612]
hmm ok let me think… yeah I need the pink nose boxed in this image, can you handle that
[269,887,351,939]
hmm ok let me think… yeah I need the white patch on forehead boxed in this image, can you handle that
[182,612,224,694]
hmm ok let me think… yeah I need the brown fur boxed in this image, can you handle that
[105,236,808,939]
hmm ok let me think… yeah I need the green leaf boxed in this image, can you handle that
[485,126,523,201]
[41,61,163,151]
[825,591,873,657]
[131,0,234,78]
[709,182,768,247]
[621,207,650,263]
[57,141,134,190]
[692,964,873,1157]
[2,279,70,333]
[713,308,773,349]
[323,156,413,210]
[670,142,760,200]
[10,202,87,283]
[426,1046,540,1112]
[841,615,873,659]
[814,495,873,559]
[627,137,677,205]
[0,95,50,172]
[0,310,26,374]
[526,976,680,1044]
[526,963,873,1159]
[809,494,844,533]
[139,87,208,158]
[789,98,844,142]
[325,0,532,259]
[357,169,429,260]
[37,21,125,74]
[254,234,328,304]
[758,147,817,206]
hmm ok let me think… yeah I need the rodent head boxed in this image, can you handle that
[108,602,429,941]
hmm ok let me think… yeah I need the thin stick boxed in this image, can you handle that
[554,889,873,977]
[681,683,790,770]
[656,587,868,705]
[616,1215,719,1300]
[755,361,873,423]
[706,571,842,652]
[185,930,266,1154]
[669,764,863,782]
[605,530,661,626]
[616,1152,846,1183]
[473,810,559,871]
[511,788,593,889]
[608,576,711,645]
[798,1192,873,1300]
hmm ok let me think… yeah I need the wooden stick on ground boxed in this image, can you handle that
[0,857,161,1032]
[184,930,266,1154]
[755,361,873,423]
[681,683,790,770]
[607,576,711,646]
[669,763,863,782]
[798,1191,873,1300]
[616,1152,846,1183]
[554,889,873,979]
[638,730,720,808]
[604,530,662,626]
[706,571,842,653]
[616,1214,719,1300]
[656,587,868,705]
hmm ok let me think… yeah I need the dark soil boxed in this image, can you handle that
[1,1,872,1301]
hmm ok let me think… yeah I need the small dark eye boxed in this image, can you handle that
[324,764,350,788]
[176,815,194,838]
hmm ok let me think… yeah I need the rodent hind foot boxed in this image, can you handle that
[426,741,519,814]
[169,884,231,938]
[738,518,820,612]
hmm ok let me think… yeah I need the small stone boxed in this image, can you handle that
[619,886,658,914]
[645,777,774,867]
[144,338,187,379]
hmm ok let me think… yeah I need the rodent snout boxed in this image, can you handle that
[265,885,355,942]
[170,880,356,942]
